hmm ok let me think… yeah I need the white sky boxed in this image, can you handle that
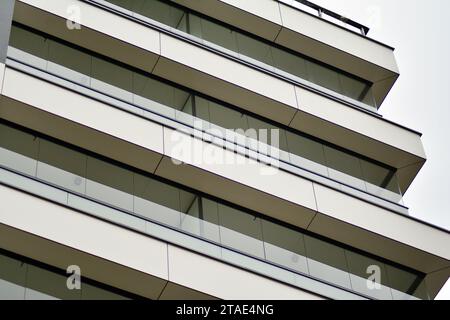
[311,0,450,300]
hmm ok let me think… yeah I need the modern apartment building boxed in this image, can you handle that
[0,0,449,300]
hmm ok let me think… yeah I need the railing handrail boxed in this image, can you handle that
[281,0,370,36]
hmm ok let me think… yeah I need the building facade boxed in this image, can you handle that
[0,0,449,300]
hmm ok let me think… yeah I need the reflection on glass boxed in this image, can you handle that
[0,251,129,300]
[218,204,265,259]
[345,250,393,299]
[0,254,27,300]
[8,25,48,63]
[0,122,428,299]
[91,57,133,102]
[304,235,352,289]
[7,24,402,200]
[0,124,39,176]
[386,265,429,300]
[262,220,308,274]
[37,140,87,194]
[105,0,376,108]
[86,157,134,211]
[47,40,91,86]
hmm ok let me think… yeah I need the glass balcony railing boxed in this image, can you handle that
[279,0,370,36]
[102,0,377,109]
[0,121,428,299]
[0,251,130,300]
[7,24,405,206]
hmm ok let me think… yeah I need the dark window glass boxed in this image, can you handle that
[0,124,39,176]
[262,220,308,274]
[26,264,80,300]
[7,25,400,196]
[218,204,265,258]
[0,254,27,300]
[8,25,48,60]
[345,250,393,299]
[48,40,91,77]
[0,252,129,300]
[387,265,429,300]
[0,122,427,299]
[304,235,352,289]
[86,157,134,210]
[103,0,375,107]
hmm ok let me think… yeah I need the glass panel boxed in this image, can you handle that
[0,254,27,300]
[361,159,399,194]
[324,146,366,190]
[236,33,274,66]
[0,122,428,299]
[304,235,352,289]
[200,97,249,131]
[181,197,221,242]
[192,96,211,122]
[25,264,80,300]
[306,61,342,94]
[0,124,39,176]
[25,288,59,300]
[132,72,190,111]
[386,265,428,300]
[100,1,377,107]
[175,12,188,32]
[134,0,185,28]
[286,131,326,166]
[9,25,48,62]
[345,250,393,299]
[195,16,239,53]
[91,57,133,102]
[0,124,39,160]
[218,204,265,259]
[0,251,131,300]
[8,24,400,198]
[390,281,429,301]
[47,39,91,85]
[133,173,182,227]
[246,117,289,151]
[271,47,308,80]
[106,0,134,11]
[262,220,308,274]
[37,139,87,193]
[186,13,203,38]
[339,73,372,105]
[86,156,133,211]
[81,283,128,300]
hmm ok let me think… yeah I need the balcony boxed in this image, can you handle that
[170,0,399,107]
[3,1,448,297]
[12,0,426,197]
[0,121,431,300]
[103,0,377,111]
[6,23,408,209]
[1,57,448,299]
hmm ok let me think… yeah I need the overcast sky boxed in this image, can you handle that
[310,0,450,300]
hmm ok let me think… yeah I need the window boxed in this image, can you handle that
[304,235,352,289]
[0,251,129,300]
[7,24,401,198]
[262,220,308,274]
[0,122,427,299]
[218,204,265,259]
[103,0,376,107]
